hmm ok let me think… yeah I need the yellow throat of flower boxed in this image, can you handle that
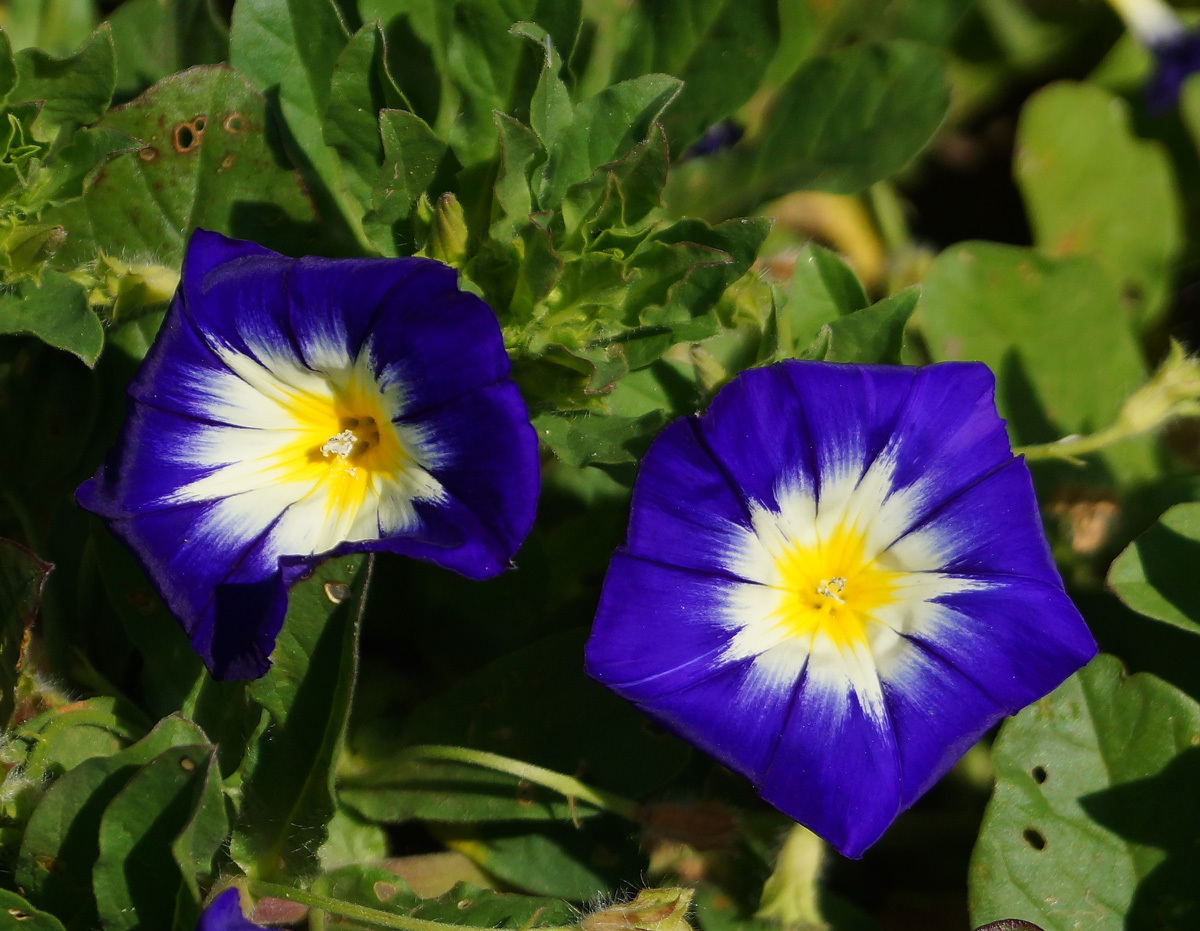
[770,522,902,653]
[272,365,413,517]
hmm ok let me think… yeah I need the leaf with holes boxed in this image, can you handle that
[969,655,1200,931]
[0,889,67,931]
[42,64,315,270]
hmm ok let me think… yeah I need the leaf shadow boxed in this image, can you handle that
[1079,746,1200,930]
[1124,523,1200,632]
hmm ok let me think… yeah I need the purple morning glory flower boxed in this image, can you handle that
[197,889,263,931]
[1109,0,1200,110]
[585,361,1096,858]
[78,230,539,681]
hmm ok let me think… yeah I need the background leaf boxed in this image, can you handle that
[10,25,115,140]
[1015,81,1180,328]
[919,242,1151,477]
[1108,503,1200,638]
[612,0,780,151]
[969,655,1200,931]
[665,41,949,220]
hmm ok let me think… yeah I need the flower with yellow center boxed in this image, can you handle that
[78,230,539,680]
[586,360,1096,858]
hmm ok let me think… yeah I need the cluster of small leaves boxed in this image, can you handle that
[6,1,1200,930]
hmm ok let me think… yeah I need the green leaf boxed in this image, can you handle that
[535,70,680,209]
[0,0,98,59]
[16,715,208,928]
[780,243,869,351]
[106,0,229,100]
[8,697,147,783]
[918,243,1150,471]
[803,286,917,364]
[11,24,116,140]
[442,0,582,169]
[969,655,1200,930]
[341,754,599,825]
[363,108,448,253]
[32,124,134,207]
[310,869,576,931]
[0,538,51,727]
[0,271,104,366]
[229,0,353,245]
[1015,81,1181,327]
[611,0,780,150]
[666,41,948,221]
[533,409,668,467]
[323,22,405,226]
[231,555,366,880]
[317,806,388,870]
[560,123,669,243]
[169,750,229,902]
[42,64,316,270]
[0,29,17,103]
[1108,503,1200,638]
[436,818,644,899]
[0,889,66,931]
[93,745,220,931]
[489,111,545,242]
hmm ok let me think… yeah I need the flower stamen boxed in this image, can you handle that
[321,429,359,459]
[817,576,847,604]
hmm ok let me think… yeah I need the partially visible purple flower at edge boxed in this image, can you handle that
[585,361,1097,859]
[197,889,263,931]
[77,230,539,681]
[1111,0,1200,111]
[1146,29,1200,111]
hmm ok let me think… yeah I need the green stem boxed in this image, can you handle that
[248,881,576,931]
[399,744,640,820]
[1015,424,1127,464]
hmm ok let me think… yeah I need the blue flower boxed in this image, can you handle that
[1109,0,1200,110]
[585,361,1096,858]
[197,889,263,931]
[78,231,539,680]
[1145,29,1200,111]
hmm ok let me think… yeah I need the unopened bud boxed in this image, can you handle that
[582,888,694,931]
[1116,341,1200,436]
[427,193,469,267]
